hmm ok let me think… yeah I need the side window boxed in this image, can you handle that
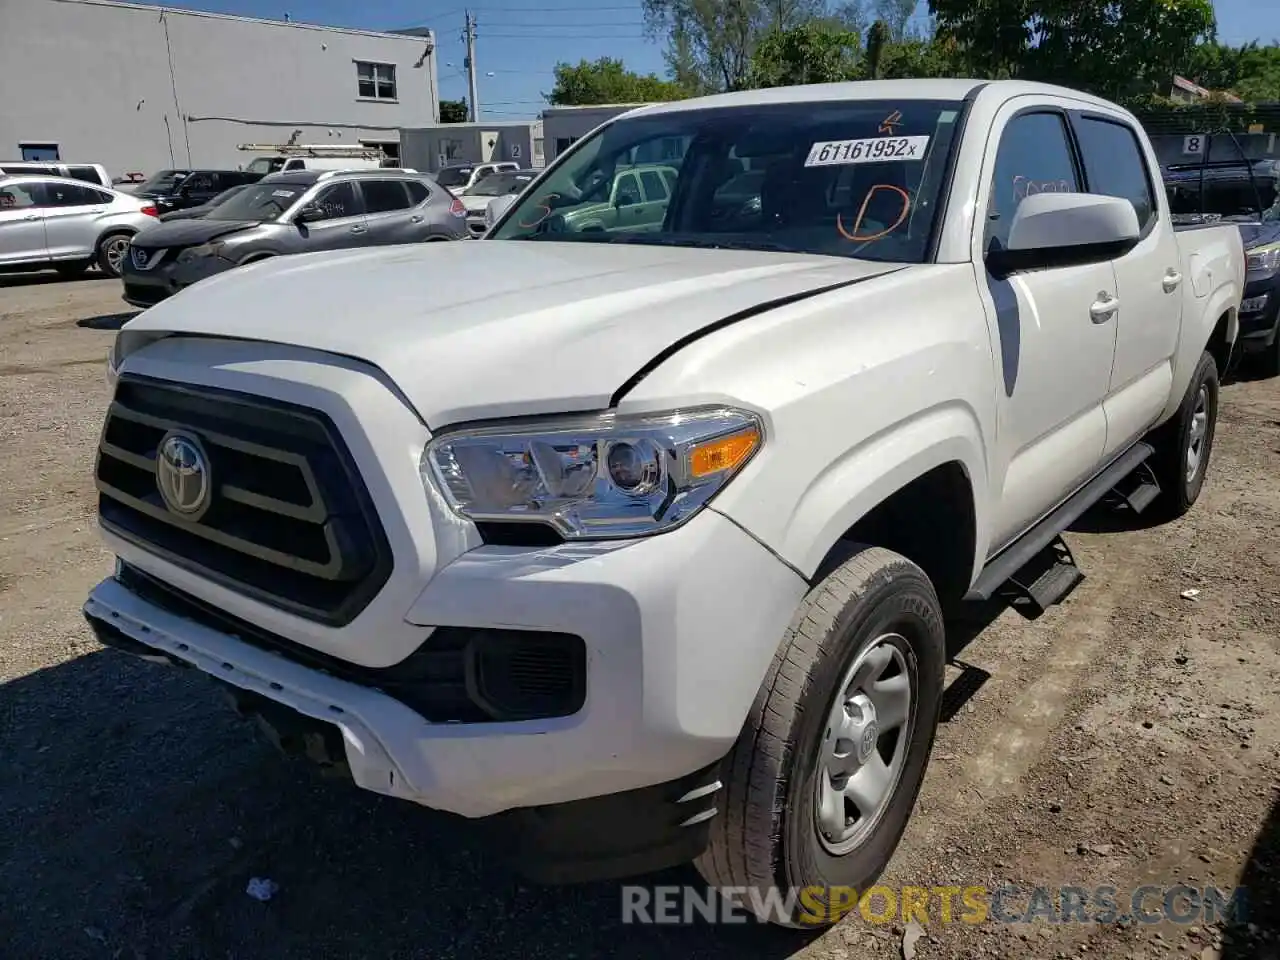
[0,182,43,208]
[185,172,215,192]
[404,180,430,205]
[615,172,642,206]
[362,179,412,214]
[986,112,1081,251]
[43,181,103,206]
[311,181,361,219]
[1074,117,1156,231]
[639,170,669,202]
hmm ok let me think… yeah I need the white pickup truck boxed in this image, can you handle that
[86,79,1243,926]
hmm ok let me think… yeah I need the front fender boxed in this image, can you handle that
[735,403,990,583]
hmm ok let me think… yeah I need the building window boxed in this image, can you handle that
[356,61,397,101]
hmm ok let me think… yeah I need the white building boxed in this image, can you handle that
[1,0,440,178]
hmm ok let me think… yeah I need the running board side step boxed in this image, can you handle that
[965,442,1156,613]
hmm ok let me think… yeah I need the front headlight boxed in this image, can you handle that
[177,242,221,263]
[421,407,763,539]
[1246,242,1280,274]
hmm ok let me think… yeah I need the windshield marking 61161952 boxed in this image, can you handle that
[488,100,965,264]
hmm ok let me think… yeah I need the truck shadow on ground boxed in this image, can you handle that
[76,311,139,331]
[0,268,105,288]
[1223,794,1280,959]
[0,649,818,960]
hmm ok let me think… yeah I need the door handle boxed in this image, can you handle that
[349,225,366,234]
[1090,293,1120,322]
[1162,269,1182,292]
[23,214,40,221]
[410,215,424,223]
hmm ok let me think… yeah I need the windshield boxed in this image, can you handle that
[206,181,307,221]
[137,169,190,193]
[467,172,534,197]
[435,166,473,188]
[490,99,965,263]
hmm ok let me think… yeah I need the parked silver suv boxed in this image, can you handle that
[0,175,159,278]
[121,168,468,307]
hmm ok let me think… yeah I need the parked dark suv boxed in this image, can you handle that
[131,169,263,214]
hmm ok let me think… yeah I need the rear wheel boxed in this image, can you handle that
[95,232,132,278]
[696,545,945,928]
[1149,349,1219,519]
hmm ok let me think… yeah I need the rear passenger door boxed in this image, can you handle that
[636,169,673,231]
[41,180,113,259]
[356,178,419,244]
[1068,112,1183,458]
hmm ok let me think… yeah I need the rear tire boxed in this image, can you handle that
[696,545,945,928]
[95,232,132,278]
[1149,349,1219,519]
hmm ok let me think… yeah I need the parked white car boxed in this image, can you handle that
[86,79,1243,927]
[0,176,158,277]
[0,161,113,188]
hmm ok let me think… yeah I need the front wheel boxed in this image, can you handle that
[95,232,132,278]
[1149,349,1219,519]
[696,545,945,928]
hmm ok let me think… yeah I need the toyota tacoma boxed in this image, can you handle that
[85,79,1243,926]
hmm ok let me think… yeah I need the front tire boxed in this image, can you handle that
[95,232,132,278]
[1149,349,1219,519]
[696,545,945,928]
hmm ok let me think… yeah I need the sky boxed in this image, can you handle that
[157,0,1280,121]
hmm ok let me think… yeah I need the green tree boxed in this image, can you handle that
[750,22,861,87]
[546,57,690,106]
[864,19,890,78]
[929,0,1216,99]
[641,0,831,92]
[1189,41,1280,102]
[439,99,468,123]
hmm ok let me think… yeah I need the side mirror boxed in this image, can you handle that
[485,194,518,227]
[987,192,1140,278]
[295,202,325,224]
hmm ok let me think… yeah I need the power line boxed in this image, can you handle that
[482,31,648,38]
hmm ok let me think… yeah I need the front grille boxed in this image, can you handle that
[96,375,392,626]
[116,563,587,723]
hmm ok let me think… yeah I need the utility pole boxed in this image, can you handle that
[464,11,481,122]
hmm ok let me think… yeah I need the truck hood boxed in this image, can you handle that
[122,240,906,426]
[459,193,497,213]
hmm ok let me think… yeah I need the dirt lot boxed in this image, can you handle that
[1,271,1278,960]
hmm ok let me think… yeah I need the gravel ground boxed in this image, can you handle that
[1,271,1278,960]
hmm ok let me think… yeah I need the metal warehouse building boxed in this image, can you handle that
[2,0,440,179]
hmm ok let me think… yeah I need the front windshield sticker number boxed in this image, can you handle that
[517,193,560,229]
[836,184,911,242]
[805,135,930,168]
[271,190,295,198]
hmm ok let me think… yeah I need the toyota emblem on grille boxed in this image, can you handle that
[131,247,149,268]
[156,431,212,519]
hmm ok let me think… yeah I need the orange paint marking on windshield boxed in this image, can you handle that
[878,110,904,135]
[518,193,560,229]
[836,184,911,242]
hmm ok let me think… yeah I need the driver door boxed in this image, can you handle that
[296,181,368,251]
[976,106,1121,549]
